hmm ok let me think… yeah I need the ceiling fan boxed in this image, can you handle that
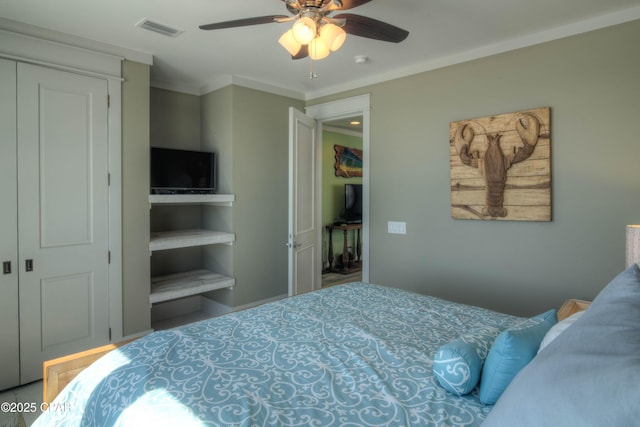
[199,0,409,60]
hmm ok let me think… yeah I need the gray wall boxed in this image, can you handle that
[309,20,640,316]
[201,85,305,307]
[150,88,201,150]
[200,86,235,306]
[121,60,151,335]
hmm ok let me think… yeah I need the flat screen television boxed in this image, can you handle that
[150,147,216,194]
[344,183,363,224]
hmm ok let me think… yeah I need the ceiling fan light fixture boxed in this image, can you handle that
[320,23,346,51]
[279,29,302,56]
[200,1,410,64]
[292,16,317,44]
[308,37,330,60]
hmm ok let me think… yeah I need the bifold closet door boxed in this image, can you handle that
[0,59,20,390]
[17,63,111,383]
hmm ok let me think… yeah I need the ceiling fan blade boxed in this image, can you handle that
[292,44,309,60]
[199,15,289,30]
[327,0,374,11]
[334,13,409,43]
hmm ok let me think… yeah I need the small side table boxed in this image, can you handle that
[326,223,362,273]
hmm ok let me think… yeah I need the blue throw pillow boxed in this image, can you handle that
[433,327,500,395]
[479,309,557,404]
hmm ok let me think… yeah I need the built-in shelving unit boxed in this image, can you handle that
[149,193,235,312]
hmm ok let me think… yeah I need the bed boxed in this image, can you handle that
[34,265,640,426]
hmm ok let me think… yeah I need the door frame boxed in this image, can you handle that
[305,94,371,282]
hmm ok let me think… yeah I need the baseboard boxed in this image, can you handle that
[200,296,232,317]
[120,329,153,341]
[147,293,290,330]
[201,293,288,316]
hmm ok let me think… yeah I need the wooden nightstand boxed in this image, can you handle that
[557,299,591,321]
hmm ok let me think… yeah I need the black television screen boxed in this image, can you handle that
[150,147,216,194]
[344,183,363,223]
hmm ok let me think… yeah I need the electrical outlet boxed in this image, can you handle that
[387,221,407,235]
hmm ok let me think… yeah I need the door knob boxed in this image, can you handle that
[25,259,33,272]
[2,261,10,275]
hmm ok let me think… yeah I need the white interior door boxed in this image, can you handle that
[17,63,110,383]
[288,107,321,296]
[0,59,20,390]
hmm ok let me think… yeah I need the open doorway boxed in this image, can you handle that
[301,94,370,290]
[321,116,364,287]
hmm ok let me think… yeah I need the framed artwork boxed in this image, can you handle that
[334,145,363,178]
[449,107,551,221]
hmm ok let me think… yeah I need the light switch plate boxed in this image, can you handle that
[388,221,407,235]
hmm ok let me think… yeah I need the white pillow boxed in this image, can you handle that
[538,310,585,353]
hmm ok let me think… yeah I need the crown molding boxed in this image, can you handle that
[0,17,152,67]
[151,80,202,96]
[199,74,305,100]
[303,5,640,100]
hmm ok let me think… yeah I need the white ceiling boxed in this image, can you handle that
[1,0,640,99]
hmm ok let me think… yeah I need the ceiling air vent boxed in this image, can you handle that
[135,18,184,37]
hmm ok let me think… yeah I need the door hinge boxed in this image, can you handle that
[108,251,111,264]
[107,95,110,108]
[108,173,111,186]
[109,328,112,341]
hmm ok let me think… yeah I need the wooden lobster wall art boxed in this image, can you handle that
[449,107,551,221]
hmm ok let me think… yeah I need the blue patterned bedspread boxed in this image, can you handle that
[35,283,521,426]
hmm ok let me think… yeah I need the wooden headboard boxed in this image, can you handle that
[43,338,136,404]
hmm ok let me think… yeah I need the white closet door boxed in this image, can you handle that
[0,59,20,390]
[17,63,110,383]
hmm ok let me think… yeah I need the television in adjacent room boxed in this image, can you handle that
[344,183,363,224]
[150,147,216,194]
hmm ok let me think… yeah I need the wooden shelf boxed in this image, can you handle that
[149,229,235,252]
[149,193,234,206]
[150,269,235,304]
